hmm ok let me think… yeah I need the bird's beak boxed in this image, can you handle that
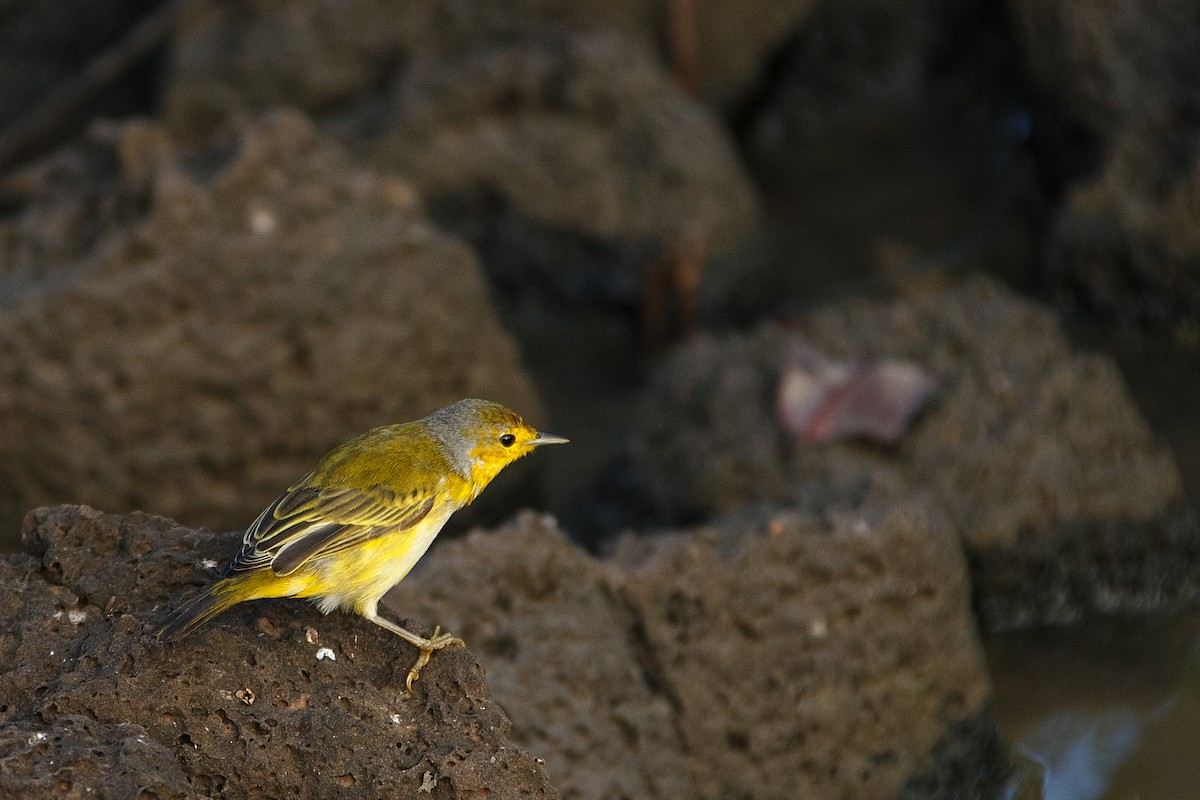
[530,431,569,446]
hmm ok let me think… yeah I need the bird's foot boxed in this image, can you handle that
[405,625,465,693]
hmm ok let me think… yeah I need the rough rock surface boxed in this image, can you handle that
[0,123,149,293]
[0,716,199,800]
[1,505,560,799]
[357,32,761,314]
[164,0,818,125]
[387,506,1004,800]
[630,275,1200,627]
[0,112,540,538]
[364,32,760,259]
[1011,0,1200,328]
[4,503,1003,800]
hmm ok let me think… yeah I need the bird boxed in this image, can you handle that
[151,398,568,691]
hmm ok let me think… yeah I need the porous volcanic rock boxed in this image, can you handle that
[385,513,696,800]
[365,32,760,260]
[164,0,818,126]
[1,505,560,799]
[0,716,199,800]
[3,501,1004,800]
[172,20,763,317]
[0,112,540,539]
[360,32,761,312]
[1010,0,1200,328]
[386,506,1005,799]
[630,275,1200,627]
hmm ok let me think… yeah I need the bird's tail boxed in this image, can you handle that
[151,578,249,642]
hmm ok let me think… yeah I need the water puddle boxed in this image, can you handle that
[986,613,1200,799]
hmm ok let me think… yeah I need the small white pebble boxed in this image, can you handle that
[27,732,47,745]
[250,207,276,234]
[67,610,88,625]
[49,651,54,656]
[52,611,63,620]
[316,647,336,661]
[305,627,319,644]
[390,713,401,724]
[200,559,219,570]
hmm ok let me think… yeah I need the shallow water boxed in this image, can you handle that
[987,613,1200,799]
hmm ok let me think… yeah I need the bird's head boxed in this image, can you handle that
[427,399,568,495]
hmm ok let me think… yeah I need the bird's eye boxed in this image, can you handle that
[499,434,516,447]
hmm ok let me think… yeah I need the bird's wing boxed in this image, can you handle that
[225,478,438,578]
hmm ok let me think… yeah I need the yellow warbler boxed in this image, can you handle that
[153,398,567,690]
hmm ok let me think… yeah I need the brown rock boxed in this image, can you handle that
[164,0,818,126]
[1,505,560,800]
[0,716,199,800]
[1010,0,1200,327]
[630,275,1200,626]
[616,501,998,800]
[365,33,760,257]
[385,513,697,800]
[387,507,1004,799]
[0,112,540,538]
[5,503,1002,800]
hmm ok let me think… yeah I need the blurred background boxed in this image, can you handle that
[0,0,1197,797]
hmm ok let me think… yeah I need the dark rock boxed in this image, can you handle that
[629,275,1200,627]
[0,716,198,800]
[386,506,1002,799]
[385,512,697,799]
[1010,0,1200,329]
[0,113,540,539]
[894,713,1012,800]
[359,32,760,320]
[362,33,759,258]
[164,0,819,124]
[1,505,560,799]
[5,502,1002,799]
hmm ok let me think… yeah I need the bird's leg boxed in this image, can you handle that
[367,614,464,693]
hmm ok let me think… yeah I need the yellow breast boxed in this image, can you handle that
[287,500,461,616]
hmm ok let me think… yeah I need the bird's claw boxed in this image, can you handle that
[405,625,465,693]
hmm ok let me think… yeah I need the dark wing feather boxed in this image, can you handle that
[224,479,438,578]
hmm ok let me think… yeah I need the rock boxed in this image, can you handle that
[367,32,759,259]
[0,716,199,800]
[629,275,1200,627]
[0,112,540,538]
[5,502,1002,799]
[164,0,818,128]
[362,32,760,312]
[0,121,148,294]
[384,513,697,800]
[1,505,560,799]
[386,506,1004,799]
[742,0,954,140]
[1010,0,1200,328]
[614,502,1000,800]
[171,21,763,331]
